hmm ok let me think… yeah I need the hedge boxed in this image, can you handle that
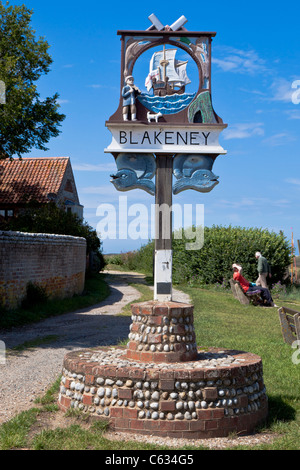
[172,225,291,285]
[121,226,292,286]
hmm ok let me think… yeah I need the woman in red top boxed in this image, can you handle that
[232,264,274,306]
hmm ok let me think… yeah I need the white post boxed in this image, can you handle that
[154,154,173,301]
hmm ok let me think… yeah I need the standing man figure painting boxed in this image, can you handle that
[122,75,141,121]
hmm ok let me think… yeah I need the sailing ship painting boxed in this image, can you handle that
[145,46,191,96]
[138,46,196,115]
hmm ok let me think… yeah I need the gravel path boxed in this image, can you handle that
[0,270,189,425]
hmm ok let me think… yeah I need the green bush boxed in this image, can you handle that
[172,225,291,285]
[106,254,123,266]
[118,225,291,286]
[120,251,140,271]
[127,242,154,274]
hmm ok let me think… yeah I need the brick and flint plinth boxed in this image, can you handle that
[58,299,268,438]
[58,342,268,438]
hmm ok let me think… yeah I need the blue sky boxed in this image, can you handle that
[7,0,300,254]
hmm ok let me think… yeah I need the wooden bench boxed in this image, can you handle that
[229,279,263,306]
[278,306,300,345]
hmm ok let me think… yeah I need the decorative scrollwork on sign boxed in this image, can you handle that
[124,38,158,80]
[188,91,217,124]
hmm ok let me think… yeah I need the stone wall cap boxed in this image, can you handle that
[0,230,87,245]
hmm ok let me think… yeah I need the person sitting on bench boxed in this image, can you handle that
[232,263,276,307]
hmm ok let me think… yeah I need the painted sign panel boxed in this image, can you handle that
[105,124,227,154]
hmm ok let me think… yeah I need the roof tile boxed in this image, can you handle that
[0,157,70,205]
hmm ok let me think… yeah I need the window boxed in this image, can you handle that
[0,209,13,218]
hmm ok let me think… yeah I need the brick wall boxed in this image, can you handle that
[0,231,87,309]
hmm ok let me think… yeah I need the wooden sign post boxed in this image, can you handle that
[154,153,173,300]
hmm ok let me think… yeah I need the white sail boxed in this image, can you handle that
[153,49,179,83]
[174,61,191,87]
[146,48,190,90]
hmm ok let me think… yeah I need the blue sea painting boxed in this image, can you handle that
[138,92,196,115]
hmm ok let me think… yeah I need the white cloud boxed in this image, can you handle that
[269,78,294,103]
[218,198,256,208]
[212,57,238,72]
[223,122,264,140]
[262,132,296,146]
[212,47,267,75]
[285,178,300,186]
[285,109,300,120]
[80,199,105,210]
[87,84,119,91]
[239,88,266,97]
[80,185,116,194]
[238,77,298,105]
[217,197,289,209]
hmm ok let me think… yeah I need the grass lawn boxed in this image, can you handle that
[181,284,300,449]
[1,274,300,450]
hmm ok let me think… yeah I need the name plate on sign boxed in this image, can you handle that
[105,123,227,155]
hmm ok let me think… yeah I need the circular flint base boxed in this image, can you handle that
[58,346,268,439]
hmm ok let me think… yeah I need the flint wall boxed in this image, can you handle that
[0,231,86,309]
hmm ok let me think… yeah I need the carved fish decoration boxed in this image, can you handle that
[173,168,219,194]
[173,154,219,195]
[110,153,156,195]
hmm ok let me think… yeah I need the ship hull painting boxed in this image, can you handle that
[151,77,185,97]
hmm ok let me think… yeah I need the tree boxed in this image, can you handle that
[0,1,65,159]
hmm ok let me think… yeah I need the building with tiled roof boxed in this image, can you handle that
[0,157,83,219]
